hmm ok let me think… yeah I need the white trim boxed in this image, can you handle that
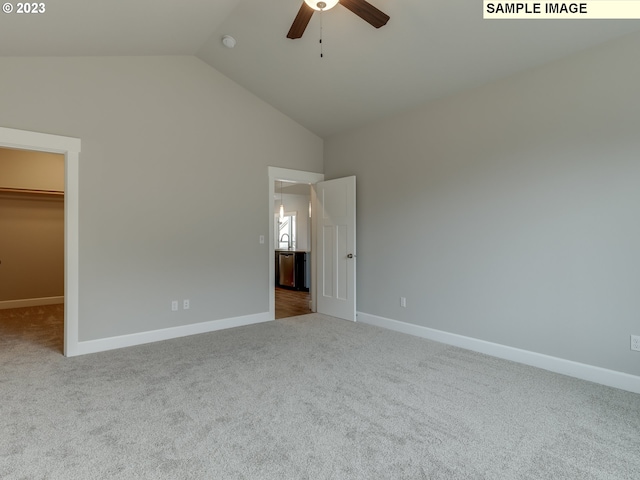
[0,127,81,357]
[268,167,324,185]
[76,312,272,356]
[357,312,640,394]
[0,127,80,153]
[268,167,324,320]
[0,296,64,310]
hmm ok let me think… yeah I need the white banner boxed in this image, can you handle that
[483,1,640,19]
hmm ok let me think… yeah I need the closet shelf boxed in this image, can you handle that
[0,187,64,196]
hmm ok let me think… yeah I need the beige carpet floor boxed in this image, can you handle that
[1,306,639,479]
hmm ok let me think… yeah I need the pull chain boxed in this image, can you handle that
[319,8,324,58]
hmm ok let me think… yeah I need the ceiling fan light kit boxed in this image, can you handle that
[287,0,389,39]
[304,0,339,11]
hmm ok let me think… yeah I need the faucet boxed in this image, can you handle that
[280,233,292,250]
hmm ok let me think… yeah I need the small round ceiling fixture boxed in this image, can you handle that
[221,35,236,48]
[304,0,339,11]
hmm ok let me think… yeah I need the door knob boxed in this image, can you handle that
[347,253,356,259]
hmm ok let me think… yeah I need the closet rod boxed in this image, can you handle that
[0,187,64,196]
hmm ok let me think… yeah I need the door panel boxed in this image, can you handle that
[321,225,334,298]
[336,224,348,300]
[314,176,356,321]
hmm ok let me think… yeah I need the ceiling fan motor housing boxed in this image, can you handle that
[289,0,390,39]
[304,0,339,11]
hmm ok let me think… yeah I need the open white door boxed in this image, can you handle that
[314,176,356,321]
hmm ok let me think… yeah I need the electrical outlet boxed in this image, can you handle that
[631,335,640,352]
[259,235,265,244]
[183,299,190,310]
[171,300,178,312]
[400,297,407,308]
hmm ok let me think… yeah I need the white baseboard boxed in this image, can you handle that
[74,312,272,356]
[0,296,64,310]
[356,312,640,395]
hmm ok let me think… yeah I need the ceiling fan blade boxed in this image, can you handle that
[287,2,315,39]
[339,0,389,28]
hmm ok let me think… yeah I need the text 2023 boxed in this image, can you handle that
[17,3,45,13]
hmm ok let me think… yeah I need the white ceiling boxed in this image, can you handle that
[0,0,239,55]
[2,0,639,138]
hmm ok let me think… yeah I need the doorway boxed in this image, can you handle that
[268,167,324,320]
[268,168,358,323]
[274,181,312,319]
[0,147,65,351]
[0,127,81,356]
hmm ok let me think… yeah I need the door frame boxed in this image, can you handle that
[268,167,324,320]
[0,127,81,356]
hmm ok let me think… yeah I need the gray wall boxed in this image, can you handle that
[0,56,323,341]
[324,32,640,376]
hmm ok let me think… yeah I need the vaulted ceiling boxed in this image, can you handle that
[2,0,639,137]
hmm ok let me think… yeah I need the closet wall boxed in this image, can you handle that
[0,148,64,305]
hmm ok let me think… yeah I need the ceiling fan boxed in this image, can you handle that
[287,0,390,39]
